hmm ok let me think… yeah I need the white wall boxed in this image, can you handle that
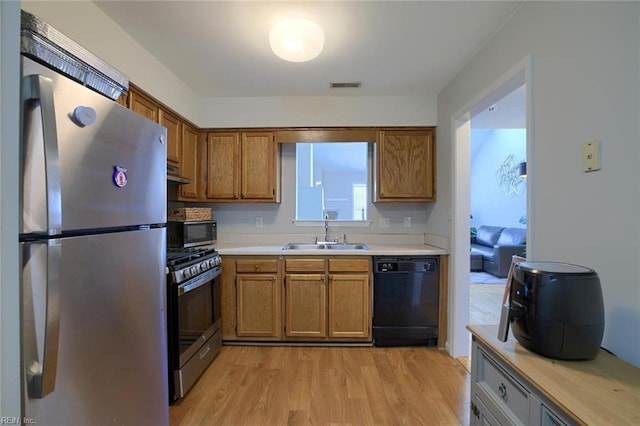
[22,0,205,125]
[203,95,436,127]
[436,2,640,366]
[471,128,527,229]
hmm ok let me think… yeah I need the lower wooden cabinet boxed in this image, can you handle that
[328,273,370,339]
[285,273,327,338]
[234,258,281,339]
[284,257,371,341]
[236,273,280,338]
[222,256,371,342]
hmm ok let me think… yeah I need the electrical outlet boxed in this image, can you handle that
[379,217,390,229]
[582,140,602,172]
[403,216,411,228]
[255,216,263,228]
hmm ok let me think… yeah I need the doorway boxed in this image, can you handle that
[450,56,534,361]
[469,85,527,326]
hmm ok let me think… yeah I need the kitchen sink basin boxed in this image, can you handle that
[282,243,326,250]
[282,243,369,250]
[324,244,369,250]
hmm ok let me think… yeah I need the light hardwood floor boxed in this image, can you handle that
[169,281,504,426]
[169,345,471,426]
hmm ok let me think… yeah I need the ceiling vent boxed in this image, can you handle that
[330,82,361,89]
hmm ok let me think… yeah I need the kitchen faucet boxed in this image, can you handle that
[324,214,330,242]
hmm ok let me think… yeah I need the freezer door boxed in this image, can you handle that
[21,56,166,234]
[22,228,169,425]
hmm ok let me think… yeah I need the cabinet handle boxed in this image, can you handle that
[498,383,507,399]
[328,275,333,280]
[321,276,324,281]
[241,192,246,198]
[233,192,237,198]
[254,265,258,271]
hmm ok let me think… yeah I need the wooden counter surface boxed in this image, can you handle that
[467,324,640,425]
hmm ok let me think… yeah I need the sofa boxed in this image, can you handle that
[470,225,526,278]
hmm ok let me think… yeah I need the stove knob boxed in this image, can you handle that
[183,269,191,279]
[201,261,209,271]
[191,266,198,275]
[208,259,215,267]
[215,257,221,266]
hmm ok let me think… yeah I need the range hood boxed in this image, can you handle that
[168,174,191,185]
[167,165,191,185]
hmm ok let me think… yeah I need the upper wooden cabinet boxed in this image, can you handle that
[205,131,279,202]
[375,128,436,202]
[206,132,240,200]
[127,86,183,171]
[158,109,182,167]
[128,88,158,122]
[126,86,435,206]
[178,124,200,200]
[241,132,278,201]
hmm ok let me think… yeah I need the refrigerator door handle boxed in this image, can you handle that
[23,74,62,235]
[26,239,62,398]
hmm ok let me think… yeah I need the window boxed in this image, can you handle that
[295,142,368,220]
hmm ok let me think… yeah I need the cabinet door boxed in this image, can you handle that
[179,124,200,200]
[285,274,327,338]
[241,132,276,200]
[328,273,370,338]
[159,109,181,167]
[129,89,158,122]
[236,274,281,338]
[375,129,435,202]
[206,132,240,200]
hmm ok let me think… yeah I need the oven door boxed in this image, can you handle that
[171,266,222,369]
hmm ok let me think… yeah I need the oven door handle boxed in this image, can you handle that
[178,266,222,295]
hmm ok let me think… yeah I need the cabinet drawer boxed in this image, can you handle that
[328,258,369,273]
[476,347,530,424]
[236,259,278,273]
[285,258,325,272]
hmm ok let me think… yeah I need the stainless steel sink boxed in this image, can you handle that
[325,244,369,250]
[281,243,326,250]
[282,243,369,250]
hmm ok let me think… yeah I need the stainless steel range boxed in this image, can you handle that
[166,247,222,401]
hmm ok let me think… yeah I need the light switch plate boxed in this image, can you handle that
[582,140,601,172]
[403,216,411,228]
[379,217,390,229]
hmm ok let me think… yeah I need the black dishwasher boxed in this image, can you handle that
[373,256,439,347]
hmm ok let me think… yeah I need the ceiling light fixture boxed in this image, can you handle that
[269,18,324,62]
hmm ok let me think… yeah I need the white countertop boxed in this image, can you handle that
[215,243,447,256]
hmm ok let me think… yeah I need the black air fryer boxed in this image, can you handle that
[508,261,604,360]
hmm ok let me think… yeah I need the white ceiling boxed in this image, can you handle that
[93,0,525,99]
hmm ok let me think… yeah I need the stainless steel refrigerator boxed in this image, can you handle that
[19,11,169,425]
